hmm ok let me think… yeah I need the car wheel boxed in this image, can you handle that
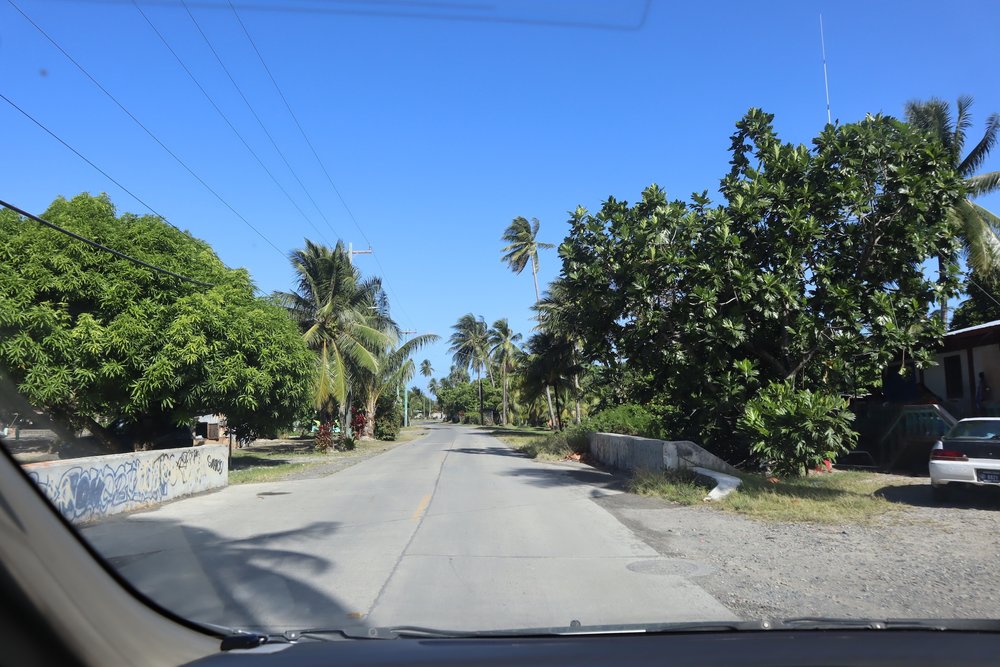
[931,484,951,502]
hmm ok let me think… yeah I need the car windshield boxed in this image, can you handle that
[947,422,1000,439]
[3,0,1000,642]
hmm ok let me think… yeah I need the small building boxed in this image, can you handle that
[920,319,1000,418]
[853,319,1000,471]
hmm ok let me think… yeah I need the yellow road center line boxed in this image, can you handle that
[411,494,432,522]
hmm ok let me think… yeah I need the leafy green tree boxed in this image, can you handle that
[950,270,1000,330]
[557,109,964,467]
[449,314,490,424]
[437,380,501,423]
[905,96,1000,322]
[0,193,313,451]
[501,216,557,428]
[274,240,394,433]
[487,318,522,425]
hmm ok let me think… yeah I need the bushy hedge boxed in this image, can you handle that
[584,404,662,439]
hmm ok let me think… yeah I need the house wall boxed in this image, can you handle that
[972,344,1000,395]
[923,343,1000,416]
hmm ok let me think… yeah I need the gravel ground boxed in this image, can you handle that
[597,476,1000,621]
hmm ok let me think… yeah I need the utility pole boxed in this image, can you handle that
[399,330,417,428]
[348,242,372,265]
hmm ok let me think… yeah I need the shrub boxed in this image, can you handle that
[336,435,357,451]
[585,404,660,438]
[374,393,402,441]
[738,381,856,477]
[314,422,334,453]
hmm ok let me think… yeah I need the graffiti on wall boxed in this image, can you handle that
[27,448,226,523]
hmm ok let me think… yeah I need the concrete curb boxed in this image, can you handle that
[692,466,741,501]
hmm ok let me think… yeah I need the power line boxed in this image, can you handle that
[132,0,333,247]
[181,0,342,241]
[66,0,653,32]
[6,0,287,259]
[0,91,184,233]
[228,0,415,326]
[0,199,214,287]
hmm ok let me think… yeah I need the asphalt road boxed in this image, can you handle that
[82,423,734,633]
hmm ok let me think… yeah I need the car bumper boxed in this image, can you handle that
[929,459,1000,487]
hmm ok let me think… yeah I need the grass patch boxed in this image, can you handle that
[229,460,325,484]
[629,469,898,524]
[227,427,427,484]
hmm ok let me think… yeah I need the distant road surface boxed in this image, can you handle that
[83,423,733,633]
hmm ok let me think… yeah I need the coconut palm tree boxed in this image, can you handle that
[449,313,490,424]
[905,96,1000,323]
[522,331,578,430]
[501,216,557,427]
[536,280,584,424]
[487,318,523,425]
[419,359,433,379]
[355,333,438,439]
[274,239,394,433]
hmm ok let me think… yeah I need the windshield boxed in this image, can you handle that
[947,421,1000,439]
[3,0,1000,641]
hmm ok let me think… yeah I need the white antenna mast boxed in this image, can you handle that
[820,14,832,125]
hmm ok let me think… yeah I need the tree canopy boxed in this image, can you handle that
[555,109,965,466]
[0,193,313,450]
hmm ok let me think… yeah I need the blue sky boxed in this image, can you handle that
[3,0,1000,390]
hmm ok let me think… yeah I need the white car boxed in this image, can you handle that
[929,418,1000,501]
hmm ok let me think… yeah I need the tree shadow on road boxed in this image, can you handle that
[477,426,550,438]
[84,518,356,633]
[500,463,627,493]
[450,446,528,458]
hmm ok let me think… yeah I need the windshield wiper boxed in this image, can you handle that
[227,617,1000,647]
[302,620,771,641]
[780,617,1000,632]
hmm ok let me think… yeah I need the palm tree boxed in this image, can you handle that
[487,318,523,425]
[449,313,490,424]
[905,96,1000,323]
[522,331,578,430]
[536,280,584,424]
[355,333,439,439]
[419,359,434,418]
[501,216,557,427]
[274,240,393,434]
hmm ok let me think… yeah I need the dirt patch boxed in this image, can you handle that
[597,477,1000,620]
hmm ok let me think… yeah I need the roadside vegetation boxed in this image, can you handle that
[426,97,1000,482]
[229,426,429,485]
[630,469,899,524]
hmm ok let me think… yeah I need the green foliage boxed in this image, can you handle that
[273,239,395,419]
[555,109,964,463]
[739,381,857,477]
[585,404,661,439]
[0,194,313,449]
[950,270,1000,330]
[336,435,357,452]
[374,392,402,440]
[436,380,501,422]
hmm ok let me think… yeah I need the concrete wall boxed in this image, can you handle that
[23,445,228,525]
[588,432,737,475]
